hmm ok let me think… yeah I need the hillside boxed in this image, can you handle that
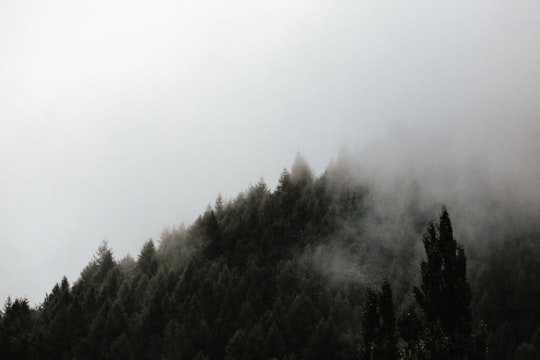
[1,156,539,359]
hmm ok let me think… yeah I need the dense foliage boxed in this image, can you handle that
[1,157,539,359]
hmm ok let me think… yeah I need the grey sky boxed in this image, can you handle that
[1,0,539,304]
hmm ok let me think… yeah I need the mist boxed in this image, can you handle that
[309,112,539,293]
[1,0,540,306]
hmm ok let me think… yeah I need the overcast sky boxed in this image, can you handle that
[1,0,539,304]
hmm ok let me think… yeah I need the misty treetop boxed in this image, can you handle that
[1,155,539,359]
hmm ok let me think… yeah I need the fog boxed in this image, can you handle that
[1,0,539,304]
[314,118,540,295]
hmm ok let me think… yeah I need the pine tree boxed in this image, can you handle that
[360,280,398,360]
[137,239,158,277]
[379,280,398,359]
[360,288,379,360]
[413,207,472,359]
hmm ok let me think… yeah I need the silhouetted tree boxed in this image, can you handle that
[1,297,35,359]
[137,239,158,277]
[360,281,398,360]
[412,207,474,359]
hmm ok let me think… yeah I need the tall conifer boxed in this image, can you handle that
[413,207,472,359]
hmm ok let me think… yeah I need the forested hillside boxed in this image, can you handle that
[1,156,539,359]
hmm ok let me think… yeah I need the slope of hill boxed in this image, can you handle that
[1,155,539,359]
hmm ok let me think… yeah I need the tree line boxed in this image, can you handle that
[1,157,538,359]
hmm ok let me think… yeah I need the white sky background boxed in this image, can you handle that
[1,0,540,304]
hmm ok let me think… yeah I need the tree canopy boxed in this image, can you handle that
[0,159,537,359]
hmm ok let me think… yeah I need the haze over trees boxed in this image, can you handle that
[1,155,538,359]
